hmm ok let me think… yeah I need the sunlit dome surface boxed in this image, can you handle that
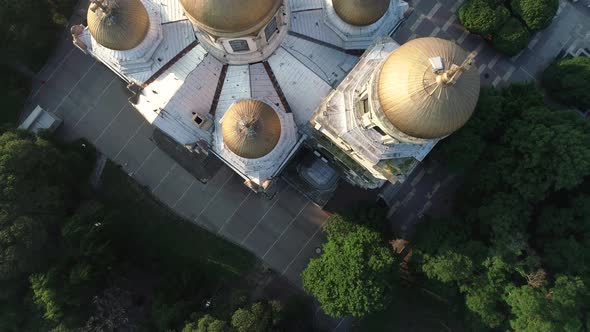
[179,0,282,37]
[332,0,390,26]
[222,100,282,159]
[377,37,480,139]
[87,0,150,51]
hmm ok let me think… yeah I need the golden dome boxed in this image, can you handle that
[222,100,282,159]
[179,0,282,38]
[87,0,150,51]
[332,0,390,26]
[377,37,480,139]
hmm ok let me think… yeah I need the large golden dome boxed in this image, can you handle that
[87,0,150,51]
[222,100,281,159]
[179,0,282,38]
[377,37,480,139]
[332,0,390,26]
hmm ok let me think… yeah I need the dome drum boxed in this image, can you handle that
[87,0,151,51]
[181,0,287,64]
[221,100,282,159]
[322,0,408,50]
[180,0,283,38]
[83,0,164,75]
[331,0,391,26]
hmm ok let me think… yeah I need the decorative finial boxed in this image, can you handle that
[437,51,478,86]
[89,0,111,14]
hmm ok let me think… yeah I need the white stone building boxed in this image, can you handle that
[71,0,479,192]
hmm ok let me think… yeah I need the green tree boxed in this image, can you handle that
[458,0,510,36]
[0,130,83,217]
[496,107,590,201]
[543,56,590,110]
[183,314,228,332]
[0,213,49,281]
[511,0,558,30]
[536,196,590,277]
[472,193,530,256]
[506,276,588,331]
[492,17,530,56]
[30,272,63,323]
[421,251,474,283]
[302,215,397,317]
[230,301,283,332]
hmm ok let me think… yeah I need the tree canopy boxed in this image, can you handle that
[414,83,590,330]
[458,0,510,36]
[302,214,397,317]
[492,17,530,56]
[511,0,559,30]
[543,56,590,110]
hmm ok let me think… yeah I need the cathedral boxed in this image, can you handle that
[71,0,480,193]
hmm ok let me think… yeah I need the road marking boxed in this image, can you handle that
[417,201,433,218]
[401,189,416,206]
[52,62,97,113]
[426,3,441,19]
[387,201,401,218]
[172,178,196,208]
[133,146,158,175]
[411,169,426,187]
[429,27,441,37]
[93,102,129,143]
[218,192,252,235]
[31,48,76,98]
[72,77,117,129]
[503,65,516,81]
[241,196,281,244]
[441,14,456,32]
[492,76,502,87]
[478,64,487,74]
[281,216,328,275]
[114,122,146,159]
[262,202,310,260]
[151,163,177,193]
[332,318,346,332]
[520,67,536,80]
[457,30,469,44]
[528,33,541,49]
[194,173,234,223]
[488,54,501,69]
[410,15,425,32]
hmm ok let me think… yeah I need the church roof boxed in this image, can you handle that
[377,37,480,139]
[332,0,390,26]
[87,0,150,51]
[179,0,282,38]
[222,100,282,159]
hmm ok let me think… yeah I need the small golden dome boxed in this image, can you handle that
[332,0,390,26]
[222,100,281,159]
[377,37,480,139]
[87,0,150,51]
[179,0,282,38]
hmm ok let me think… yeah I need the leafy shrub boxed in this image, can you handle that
[458,0,510,36]
[492,17,530,56]
[542,56,590,110]
[511,0,559,30]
